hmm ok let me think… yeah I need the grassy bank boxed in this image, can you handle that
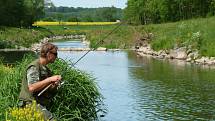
[0,24,136,49]
[44,24,135,49]
[0,56,104,120]
[0,26,51,48]
[142,16,215,57]
[1,17,215,56]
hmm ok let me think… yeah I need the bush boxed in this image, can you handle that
[0,40,15,49]
[6,101,45,121]
[0,55,33,120]
[0,56,104,121]
[49,59,105,121]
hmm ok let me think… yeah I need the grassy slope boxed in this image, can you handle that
[1,17,215,56]
[142,16,215,57]
[0,27,52,48]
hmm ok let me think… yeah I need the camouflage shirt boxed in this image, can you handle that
[27,65,50,85]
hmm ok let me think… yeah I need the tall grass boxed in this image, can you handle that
[49,59,105,121]
[0,55,33,120]
[0,56,104,120]
[0,26,51,48]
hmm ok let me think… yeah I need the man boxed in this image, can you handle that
[19,43,61,120]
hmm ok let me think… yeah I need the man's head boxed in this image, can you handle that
[40,43,58,63]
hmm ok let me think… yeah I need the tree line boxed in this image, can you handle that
[44,6,122,22]
[0,0,44,27]
[124,0,215,25]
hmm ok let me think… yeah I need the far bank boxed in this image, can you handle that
[1,17,215,65]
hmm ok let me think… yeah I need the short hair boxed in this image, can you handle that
[40,43,58,58]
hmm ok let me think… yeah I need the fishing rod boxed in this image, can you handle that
[38,21,125,96]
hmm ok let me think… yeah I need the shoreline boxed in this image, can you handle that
[0,35,128,52]
[2,34,215,66]
[135,45,215,66]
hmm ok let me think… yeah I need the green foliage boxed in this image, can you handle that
[0,26,51,48]
[124,0,215,25]
[145,16,215,57]
[67,17,80,22]
[0,56,104,120]
[200,43,215,57]
[87,26,134,49]
[0,55,34,120]
[41,17,56,22]
[48,59,105,120]
[6,101,45,121]
[0,40,15,49]
[44,7,122,22]
[0,0,44,27]
[151,36,174,51]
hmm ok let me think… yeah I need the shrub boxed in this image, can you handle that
[0,56,104,121]
[6,101,45,121]
[49,59,105,121]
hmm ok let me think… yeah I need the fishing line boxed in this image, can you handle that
[38,21,125,96]
[73,21,124,66]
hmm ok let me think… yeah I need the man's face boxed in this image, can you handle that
[47,50,58,63]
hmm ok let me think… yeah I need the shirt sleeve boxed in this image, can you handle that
[27,66,40,85]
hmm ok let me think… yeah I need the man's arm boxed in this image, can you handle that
[27,66,61,93]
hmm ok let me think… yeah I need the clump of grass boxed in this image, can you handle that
[0,55,33,120]
[49,59,105,121]
[151,36,174,51]
[0,56,104,120]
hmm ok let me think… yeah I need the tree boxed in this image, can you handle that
[0,0,44,27]
[124,0,214,25]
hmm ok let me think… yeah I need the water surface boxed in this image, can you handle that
[56,41,215,121]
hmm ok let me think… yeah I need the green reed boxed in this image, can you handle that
[0,56,105,120]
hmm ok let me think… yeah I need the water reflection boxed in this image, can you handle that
[128,52,215,120]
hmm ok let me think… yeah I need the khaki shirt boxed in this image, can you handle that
[27,65,50,85]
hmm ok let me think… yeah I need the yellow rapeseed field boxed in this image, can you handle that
[33,21,119,26]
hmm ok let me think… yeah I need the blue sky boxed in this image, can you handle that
[51,0,127,8]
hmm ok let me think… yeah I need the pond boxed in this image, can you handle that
[56,41,215,121]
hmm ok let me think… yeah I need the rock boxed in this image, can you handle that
[156,55,165,59]
[186,58,192,62]
[195,57,209,64]
[187,51,199,61]
[169,47,187,60]
[97,47,107,51]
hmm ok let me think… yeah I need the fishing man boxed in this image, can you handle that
[19,43,61,120]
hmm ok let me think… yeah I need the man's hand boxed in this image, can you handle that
[48,75,62,84]
[28,75,61,93]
